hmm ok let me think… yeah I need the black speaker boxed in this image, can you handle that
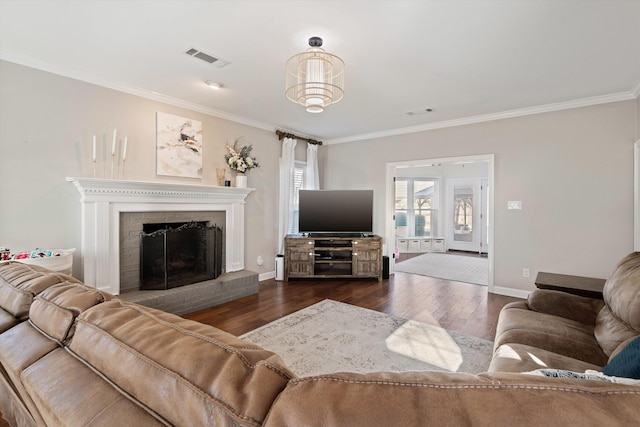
[382,255,390,279]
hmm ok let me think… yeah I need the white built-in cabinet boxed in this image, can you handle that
[396,237,445,253]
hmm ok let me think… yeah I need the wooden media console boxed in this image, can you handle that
[284,234,383,281]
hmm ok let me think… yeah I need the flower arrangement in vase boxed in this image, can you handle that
[224,138,259,187]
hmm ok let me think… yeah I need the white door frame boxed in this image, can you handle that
[385,154,495,293]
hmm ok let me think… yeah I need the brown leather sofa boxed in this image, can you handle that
[1,260,639,427]
[490,251,640,374]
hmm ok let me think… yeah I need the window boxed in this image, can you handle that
[289,161,306,234]
[395,178,438,237]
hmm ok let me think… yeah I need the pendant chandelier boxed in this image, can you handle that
[285,36,345,113]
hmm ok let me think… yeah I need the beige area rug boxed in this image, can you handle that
[240,299,493,377]
[394,252,488,286]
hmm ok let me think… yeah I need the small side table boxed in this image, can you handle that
[534,272,606,300]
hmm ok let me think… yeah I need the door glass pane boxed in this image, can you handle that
[395,180,408,236]
[414,181,434,236]
[453,186,473,242]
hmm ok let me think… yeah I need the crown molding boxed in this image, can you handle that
[2,49,637,146]
[0,50,277,133]
[325,91,637,145]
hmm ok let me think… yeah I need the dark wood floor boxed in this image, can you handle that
[184,270,521,342]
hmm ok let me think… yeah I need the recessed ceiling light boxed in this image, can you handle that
[205,81,222,90]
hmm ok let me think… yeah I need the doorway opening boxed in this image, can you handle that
[385,154,494,292]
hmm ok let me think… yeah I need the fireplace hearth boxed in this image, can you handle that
[140,221,223,290]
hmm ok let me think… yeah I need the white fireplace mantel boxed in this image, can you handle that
[67,177,253,295]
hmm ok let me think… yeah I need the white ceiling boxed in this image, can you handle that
[1,0,639,143]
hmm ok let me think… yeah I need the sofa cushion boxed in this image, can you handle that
[0,309,18,334]
[263,371,640,427]
[28,282,112,344]
[593,306,638,356]
[602,251,640,332]
[489,343,602,373]
[0,261,81,320]
[0,367,38,427]
[21,348,166,427]
[0,321,59,426]
[602,336,640,379]
[68,300,294,427]
[494,306,609,366]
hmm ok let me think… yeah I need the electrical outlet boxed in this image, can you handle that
[522,268,530,278]
[257,256,264,266]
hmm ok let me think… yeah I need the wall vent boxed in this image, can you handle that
[184,47,230,68]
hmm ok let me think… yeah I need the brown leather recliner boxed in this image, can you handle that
[490,252,640,373]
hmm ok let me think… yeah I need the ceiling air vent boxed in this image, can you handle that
[184,47,230,68]
[406,108,434,116]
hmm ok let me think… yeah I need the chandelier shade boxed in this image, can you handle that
[285,37,344,113]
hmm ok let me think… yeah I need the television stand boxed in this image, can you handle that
[284,234,382,281]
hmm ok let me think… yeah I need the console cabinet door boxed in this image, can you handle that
[353,239,381,278]
[285,239,314,278]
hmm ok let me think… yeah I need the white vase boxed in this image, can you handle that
[235,173,247,188]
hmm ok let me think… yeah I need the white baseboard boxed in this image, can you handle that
[259,270,276,281]
[491,286,530,299]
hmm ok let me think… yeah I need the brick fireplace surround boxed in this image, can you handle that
[67,178,257,314]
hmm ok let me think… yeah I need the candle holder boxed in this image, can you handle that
[111,129,117,179]
[92,134,97,178]
[216,168,226,186]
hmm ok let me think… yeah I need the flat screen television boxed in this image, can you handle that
[298,190,373,236]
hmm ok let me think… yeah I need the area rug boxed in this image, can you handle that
[394,252,488,286]
[240,299,493,377]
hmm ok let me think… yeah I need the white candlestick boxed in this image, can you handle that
[112,129,117,155]
[122,137,128,161]
[92,135,96,162]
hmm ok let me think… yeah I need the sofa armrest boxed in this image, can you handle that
[527,289,605,325]
[502,301,529,311]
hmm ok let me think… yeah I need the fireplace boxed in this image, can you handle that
[119,210,226,293]
[67,177,253,295]
[140,221,223,290]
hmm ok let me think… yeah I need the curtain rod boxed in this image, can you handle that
[275,130,323,146]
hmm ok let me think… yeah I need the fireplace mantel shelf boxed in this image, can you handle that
[66,177,252,295]
[66,177,254,203]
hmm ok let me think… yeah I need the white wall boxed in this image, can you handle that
[320,100,638,292]
[0,60,280,278]
[2,59,638,294]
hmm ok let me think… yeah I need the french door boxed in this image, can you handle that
[447,178,483,252]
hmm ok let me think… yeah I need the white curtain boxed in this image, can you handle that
[278,137,297,254]
[305,143,320,190]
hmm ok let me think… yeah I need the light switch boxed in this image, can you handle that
[508,201,522,210]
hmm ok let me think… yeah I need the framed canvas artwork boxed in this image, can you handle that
[156,112,203,178]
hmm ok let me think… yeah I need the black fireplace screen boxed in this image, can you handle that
[140,221,223,290]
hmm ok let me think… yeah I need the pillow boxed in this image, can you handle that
[524,369,640,385]
[526,369,612,382]
[602,336,640,379]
